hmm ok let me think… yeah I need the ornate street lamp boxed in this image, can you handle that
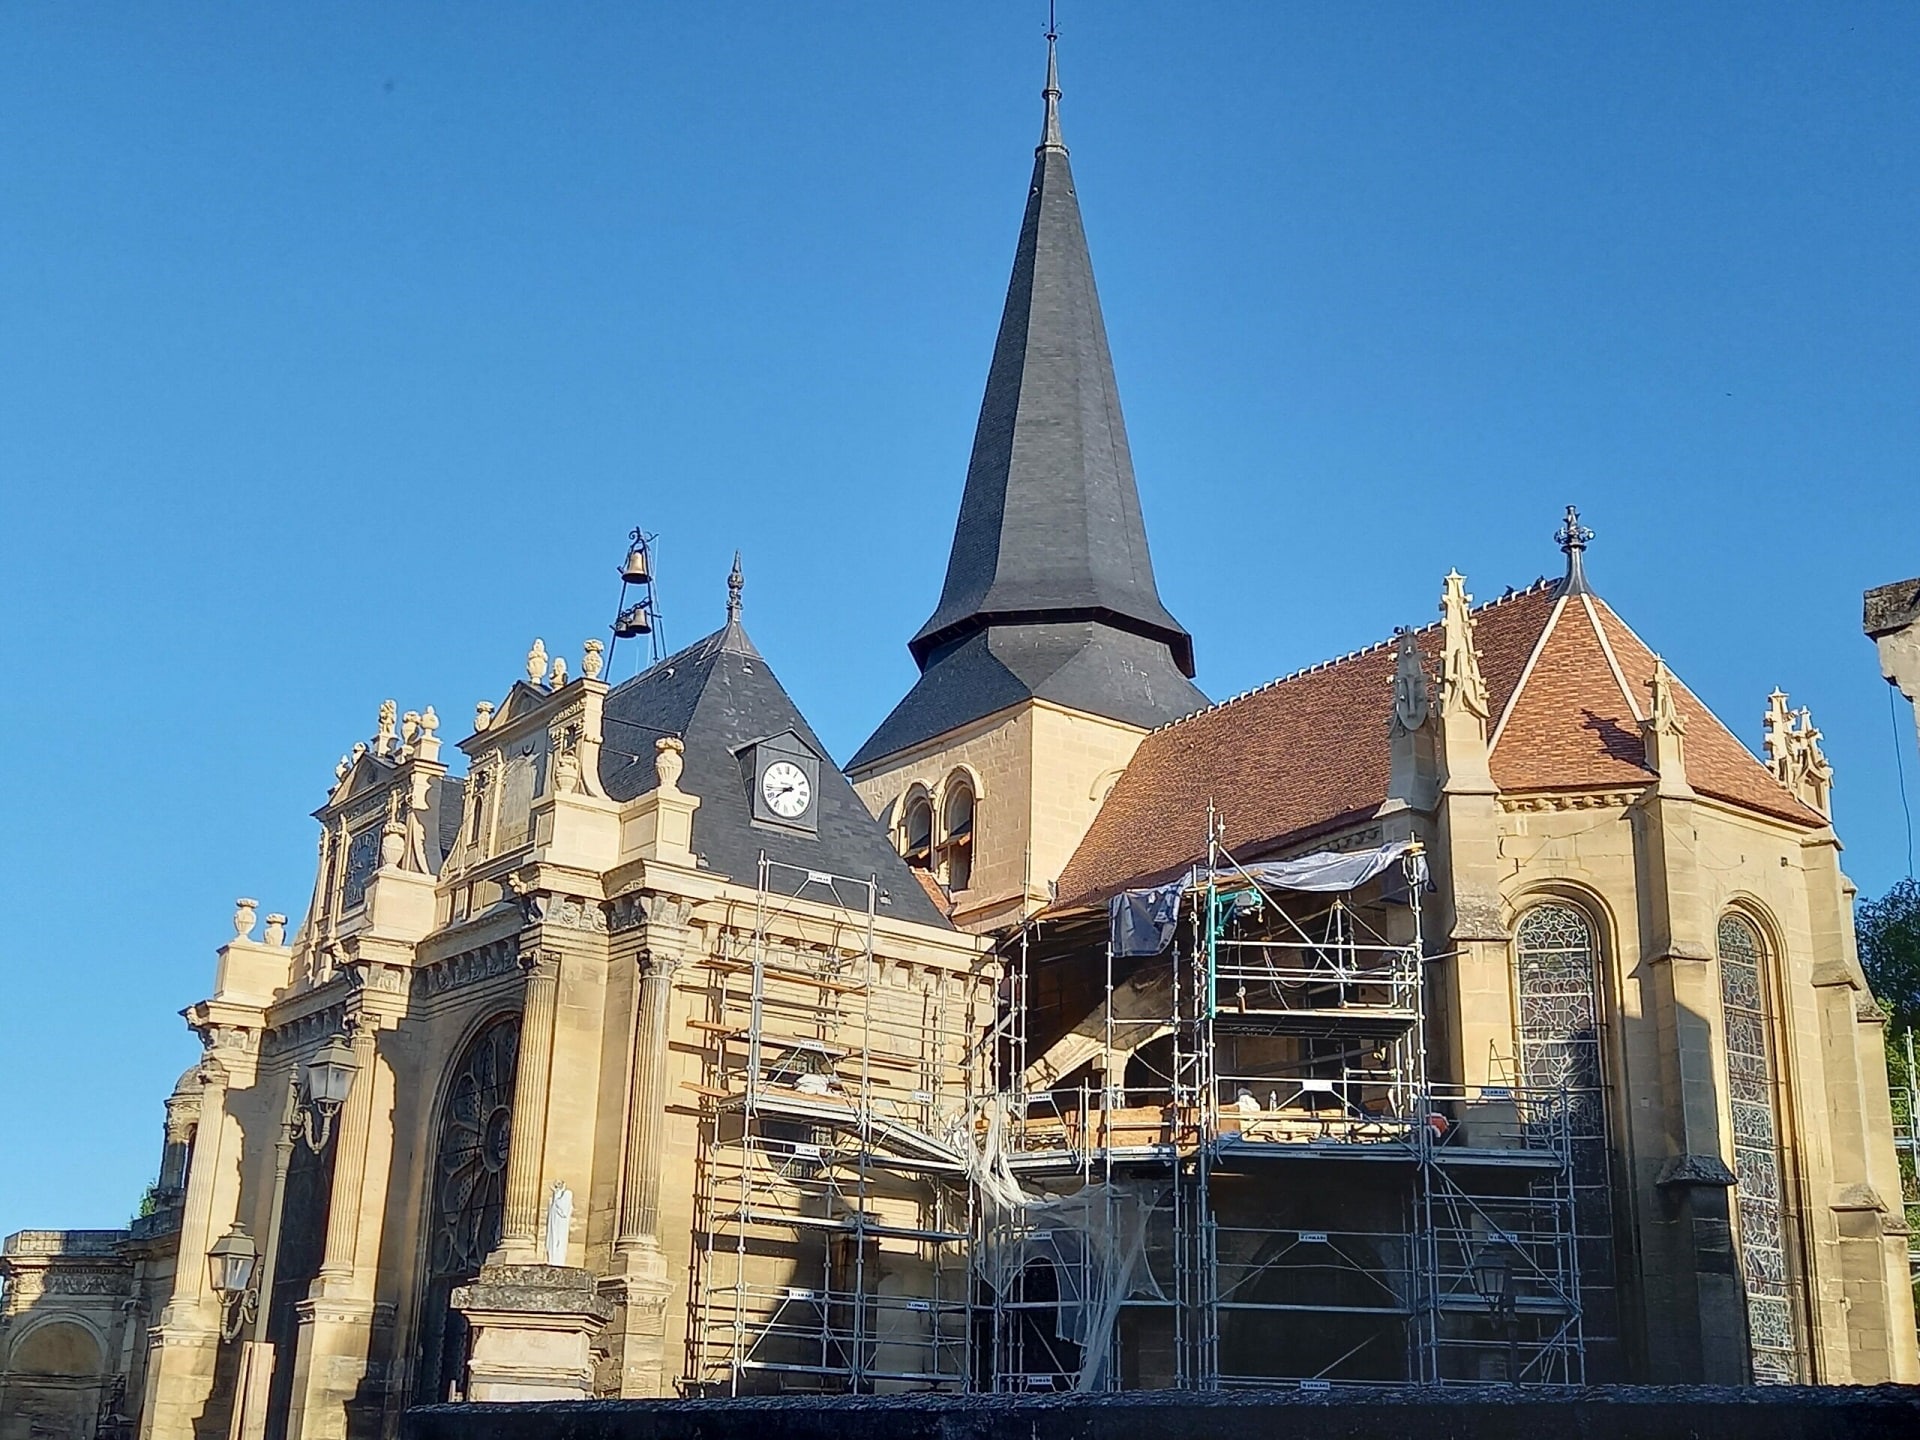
[1471,1236,1521,1384]
[294,1033,359,1151]
[207,1223,260,1340]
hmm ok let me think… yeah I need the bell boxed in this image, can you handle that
[613,603,653,639]
[621,545,651,586]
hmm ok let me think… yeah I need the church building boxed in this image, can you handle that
[3,39,1914,1440]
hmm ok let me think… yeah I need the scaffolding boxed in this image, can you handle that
[685,858,983,1394]
[980,817,1586,1391]
[683,823,1585,1396]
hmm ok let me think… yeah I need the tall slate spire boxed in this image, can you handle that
[851,40,1205,772]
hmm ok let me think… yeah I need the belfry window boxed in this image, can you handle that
[902,792,934,871]
[1717,913,1798,1383]
[941,780,975,891]
[1513,901,1622,1378]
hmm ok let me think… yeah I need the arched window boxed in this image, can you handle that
[941,780,975,891]
[412,1015,520,1405]
[901,791,934,872]
[1717,913,1798,1383]
[1514,901,1622,1378]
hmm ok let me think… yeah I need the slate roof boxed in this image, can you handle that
[600,618,950,928]
[852,43,1203,772]
[1053,576,1822,910]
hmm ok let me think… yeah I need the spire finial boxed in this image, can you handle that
[726,550,743,625]
[1039,11,1066,154]
[1555,504,1595,597]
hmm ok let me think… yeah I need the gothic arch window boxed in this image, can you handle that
[900,789,934,872]
[1717,912,1798,1383]
[1513,899,1622,1378]
[940,776,975,891]
[412,1014,520,1406]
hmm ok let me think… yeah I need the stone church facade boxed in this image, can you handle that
[4,40,1914,1440]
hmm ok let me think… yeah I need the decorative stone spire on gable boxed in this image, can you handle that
[1766,689,1833,817]
[1436,570,1496,794]
[1438,572,1491,728]
[1640,656,1691,792]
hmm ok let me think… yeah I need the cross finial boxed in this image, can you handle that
[1554,504,1595,597]
[1039,12,1066,153]
[726,550,743,625]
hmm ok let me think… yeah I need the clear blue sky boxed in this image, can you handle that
[2,4,1916,1238]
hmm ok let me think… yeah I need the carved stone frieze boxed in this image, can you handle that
[412,939,522,1000]
[264,1003,349,1055]
[544,895,610,933]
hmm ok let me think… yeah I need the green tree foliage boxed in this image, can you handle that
[1856,878,1919,1296]
[1859,877,1920,1034]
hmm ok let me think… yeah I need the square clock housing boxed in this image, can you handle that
[739,730,821,833]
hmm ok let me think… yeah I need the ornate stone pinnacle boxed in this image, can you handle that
[727,551,744,625]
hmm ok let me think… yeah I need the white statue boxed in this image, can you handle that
[544,1180,573,1267]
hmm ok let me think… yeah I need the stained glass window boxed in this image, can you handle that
[1514,902,1621,1377]
[1717,914,1798,1383]
[413,1014,519,1405]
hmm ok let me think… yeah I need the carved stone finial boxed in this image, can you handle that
[233,898,258,941]
[474,700,495,733]
[1640,656,1690,787]
[549,656,568,689]
[1645,657,1687,738]
[1555,504,1595,597]
[1389,627,1433,736]
[727,551,744,626]
[655,735,686,793]
[380,823,406,868]
[1790,706,1834,816]
[1764,688,1794,780]
[1438,571,1490,722]
[399,710,421,761]
[527,639,548,687]
[581,638,605,681]
[264,914,287,946]
[375,699,398,757]
[335,754,353,781]
[415,706,441,763]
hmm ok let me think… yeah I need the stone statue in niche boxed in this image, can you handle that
[544,1180,573,1267]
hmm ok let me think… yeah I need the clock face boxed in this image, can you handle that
[761,760,812,819]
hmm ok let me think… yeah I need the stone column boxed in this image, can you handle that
[609,895,696,1396]
[139,1060,234,1440]
[498,952,561,1260]
[158,1090,200,1204]
[317,1023,379,1286]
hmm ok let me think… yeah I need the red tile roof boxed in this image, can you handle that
[1051,581,1818,911]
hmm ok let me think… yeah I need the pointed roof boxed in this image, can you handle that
[600,612,947,928]
[1052,546,1823,910]
[853,41,1202,770]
